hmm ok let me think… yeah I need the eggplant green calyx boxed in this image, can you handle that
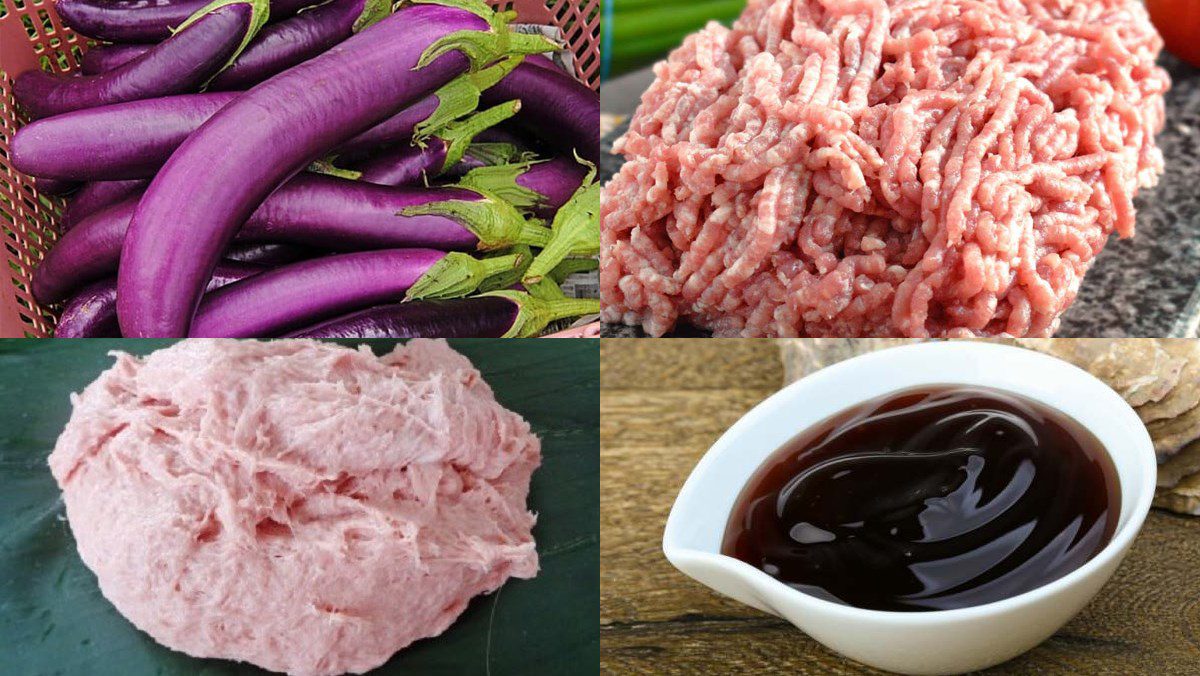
[307,159,362,180]
[415,1,559,72]
[407,0,492,20]
[480,289,600,338]
[456,160,542,209]
[478,244,533,293]
[413,57,521,141]
[437,100,520,173]
[399,193,549,249]
[354,0,393,32]
[525,277,565,301]
[406,251,523,301]
[548,257,599,284]
[177,0,271,84]
[465,142,530,166]
[522,158,599,284]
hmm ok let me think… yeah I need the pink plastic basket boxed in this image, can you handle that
[0,0,599,337]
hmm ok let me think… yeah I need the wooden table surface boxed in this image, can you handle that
[600,339,1200,675]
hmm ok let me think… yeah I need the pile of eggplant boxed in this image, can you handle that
[12,0,601,338]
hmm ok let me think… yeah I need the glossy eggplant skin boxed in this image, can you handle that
[118,3,485,337]
[14,1,261,119]
[287,296,519,338]
[58,0,312,42]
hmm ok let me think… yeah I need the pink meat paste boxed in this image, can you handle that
[48,339,540,676]
[601,0,1169,337]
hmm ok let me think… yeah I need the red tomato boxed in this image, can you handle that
[1146,0,1200,68]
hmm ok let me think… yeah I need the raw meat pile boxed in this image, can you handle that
[49,339,540,676]
[601,0,1169,337]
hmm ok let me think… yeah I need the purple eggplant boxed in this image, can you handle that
[356,100,520,186]
[80,43,153,75]
[239,173,546,250]
[15,0,267,119]
[35,172,547,303]
[481,60,599,162]
[12,93,237,181]
[209,0,388,90]
[55,261,262,338]
[189,248,523,337]
[118,1,554,336]
[10,88,471,182]
[285,290,599,338]
[59,179,147,231]
[457,155,588,219]
[57,0,314,42]
[12,60,515,183]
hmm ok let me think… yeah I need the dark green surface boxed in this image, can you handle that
[0,339,599,676]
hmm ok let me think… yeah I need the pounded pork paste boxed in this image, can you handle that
[48,339,540,675]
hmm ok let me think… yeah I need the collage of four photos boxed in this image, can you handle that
[1,0,1199,673]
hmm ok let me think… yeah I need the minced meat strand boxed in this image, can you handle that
[600,0,1168,337]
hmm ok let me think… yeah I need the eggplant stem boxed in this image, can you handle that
[522,180,599,283]
[415,57,521,140]
[408,0,493,21]
[478,244,534,292]
[399,194,547,249]
[456,160,542,208]
[438,99,520,172]
[307,159,362,180]
[525,277,565,301]
[353,0,393,32]
[464,143,527,166]
[548,257,599,284]
[481,290,600,337]
[406,251,521,301]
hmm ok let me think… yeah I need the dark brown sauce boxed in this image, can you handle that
[722,386,1119,612]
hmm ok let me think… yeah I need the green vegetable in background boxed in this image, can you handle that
[602,0,746,79]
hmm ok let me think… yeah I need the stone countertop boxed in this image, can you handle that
[600,57,1200,338]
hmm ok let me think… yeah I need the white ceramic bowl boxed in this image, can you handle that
[662,341,1156,675]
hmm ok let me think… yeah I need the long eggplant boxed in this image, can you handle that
[58,0,313,42]
[188,248,523,337]
[12,93,237,181]
[285,290,599,338]
[55,262,262,338]
[209,0,389,90]
[240,173,546,250]
[12,61,513,182]
[15,0,266,119]
[481,60,599,162]
[33,172,548,303]
[117,0,555,336]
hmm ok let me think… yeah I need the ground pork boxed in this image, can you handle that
[601,0,1169,337]
[48,339,539,676]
